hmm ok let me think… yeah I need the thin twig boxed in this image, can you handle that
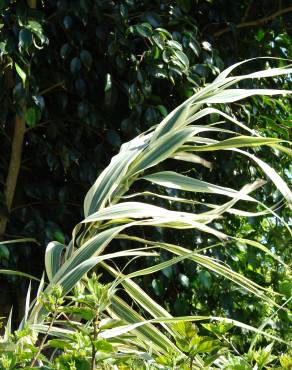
[25,120,54,131]
[30,312,57,367]
[39,81,65,95]
[190,355,195,369]
[214,6,292,38]
[10,200,81,213]
[46,11,59,21]
[242,1,252,23]
[91,317,98,370]
[222,335,241,356]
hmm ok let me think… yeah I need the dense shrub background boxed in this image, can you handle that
[0,0,291,349]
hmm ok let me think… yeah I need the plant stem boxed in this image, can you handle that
[91,316,98,370]
[190,355,195,369]
[30,312,57,367]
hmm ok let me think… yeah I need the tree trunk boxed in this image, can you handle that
[0,0,37,237]
[0,111,26,236]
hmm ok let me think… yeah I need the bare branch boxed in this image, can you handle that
[214,6,292,38]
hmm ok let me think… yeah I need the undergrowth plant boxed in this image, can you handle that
[0,58,291,369]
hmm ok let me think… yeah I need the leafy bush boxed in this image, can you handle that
[2,277,291,369]
[0,60,291,368]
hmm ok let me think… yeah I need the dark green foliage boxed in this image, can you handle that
[0,0,291,358]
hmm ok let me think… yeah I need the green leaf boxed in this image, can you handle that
[15,63,26,86]
[173,49,189,69]
[62,306,94,320]
[234,148,292,207]
[198,88,291,104]
[143,171,256,201]
[27,20,47,44]
[84,134,146,215]
[25,107,40,128]
[195,338,220,354]
[60,43,70,59]
[129,23,152,38]
[198,270,212,289]
[94,339,114,352]
[0,41,7,56]
[157,104,168,117]
[45,241,65,281]
[63,15,73,29]
[70,57,81,74]
[192,136,283,151]
[48,339,71,350]
[18,28,33,50]
[179,273,189,288]
[152,33,164,49]
[0,269,40,282]
[80,49,93,70]
[255,29,265,42]
[0,244,9,259]
[108,295,180,354]
[202,322,234,335]
[53,229,65,244]
[0,238,38,245]
[106,130,121,147]
[118,235,278,306]
[99,315,287,345]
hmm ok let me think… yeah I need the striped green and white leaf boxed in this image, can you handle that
[143,171,257,201]
[45,241,66,282]
[114,235,280,305]
[99,315,288,345]
[25,60,291,354]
